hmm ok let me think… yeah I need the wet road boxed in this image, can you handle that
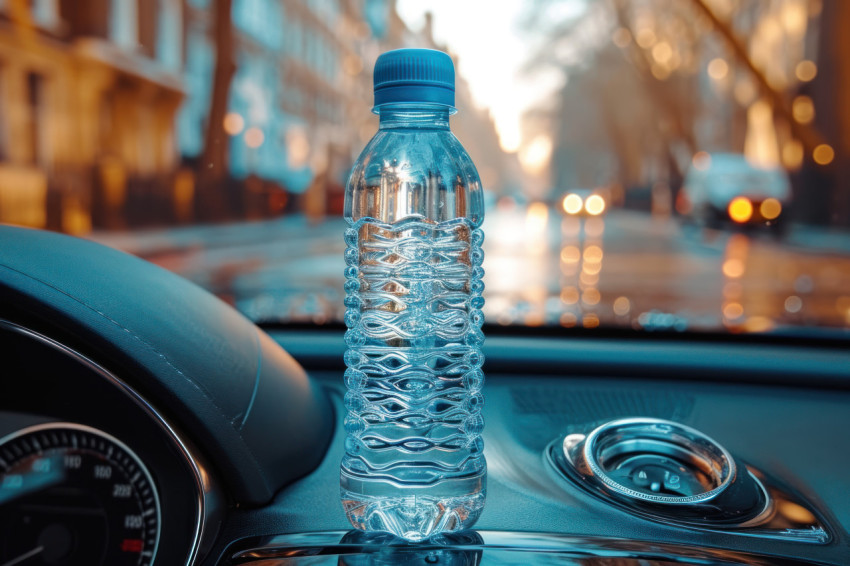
[94,207,850,333]
[484,205,850,332]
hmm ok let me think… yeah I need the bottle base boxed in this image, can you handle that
[340,471,486,542]
[341,489,485,542]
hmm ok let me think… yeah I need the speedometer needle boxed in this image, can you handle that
[1,546,44,566]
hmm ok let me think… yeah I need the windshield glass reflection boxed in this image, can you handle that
[0,0,847,335]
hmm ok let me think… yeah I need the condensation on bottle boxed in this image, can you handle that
[340,48,487,542]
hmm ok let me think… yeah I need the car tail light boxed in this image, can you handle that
[728,197,753,223]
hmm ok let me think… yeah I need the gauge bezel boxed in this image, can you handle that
[0,319,217,566]
[0,421,163,565]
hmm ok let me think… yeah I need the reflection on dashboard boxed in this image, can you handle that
[225,530,822,565]
[0,423,161,565]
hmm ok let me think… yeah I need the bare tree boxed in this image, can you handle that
[687,0,826,153]
[521,0,704,186]
[199,0,236,220]
[611,0,699,160]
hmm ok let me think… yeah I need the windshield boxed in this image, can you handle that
[3,0,848,336]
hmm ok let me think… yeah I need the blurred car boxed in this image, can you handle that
[560,188,609,217]
[680,153,791,232]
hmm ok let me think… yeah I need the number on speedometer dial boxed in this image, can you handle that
[0,423,160,565]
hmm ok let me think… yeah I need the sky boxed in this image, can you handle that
[396,0,586,153]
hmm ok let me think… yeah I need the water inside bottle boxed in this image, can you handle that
[341,215,486,541]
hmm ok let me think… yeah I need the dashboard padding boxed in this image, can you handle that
[0,225,333,505]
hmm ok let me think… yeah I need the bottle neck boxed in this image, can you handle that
[377,104,451,130]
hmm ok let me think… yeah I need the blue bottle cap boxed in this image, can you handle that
[373,48,455,110]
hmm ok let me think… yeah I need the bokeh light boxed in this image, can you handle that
[223,112,245,136]
[244,127,265,148]
[734,79,757,106]
[728,197,753,223]
[613,296,631,316]
[583,245,603,262]
[652,42,672,64]
[560,312,578,327]
[707,58,729,80]
[813,144,835,165]
[581,262,601,275]
[723,259,745,278]
[795,60,817,81]
[723,302,744,320]
[561,287,579,304]
[760,198,782,220]
[635,28,656,48]
[561,246,581,263]
[585,195,606,216]
[651,64,671,81]
[584,218,605,238]
[579,271,599,286]
[582,288,601,306]
[784,295,803,313]
[782,140,804,169]
[744,317,774,332]
[692,151,711,171]
[792,95,815,124]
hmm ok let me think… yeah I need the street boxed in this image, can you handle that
[91,207,850,333]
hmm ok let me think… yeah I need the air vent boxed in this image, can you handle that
[509,388,695,451]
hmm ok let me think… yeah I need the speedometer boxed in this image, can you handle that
[0,423,161,565]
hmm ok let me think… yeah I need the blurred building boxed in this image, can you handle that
[0,0,514,231]
[180,0,408,219]
[805,0,850,226]
[0,0,184,233]
[179,0,514,219]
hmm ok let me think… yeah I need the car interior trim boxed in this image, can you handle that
[224,529,831,565]
[268,329,850,387]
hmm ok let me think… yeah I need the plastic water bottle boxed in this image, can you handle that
[341,48,486,542]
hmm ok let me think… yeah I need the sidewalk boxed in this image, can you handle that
[87,215,346,258]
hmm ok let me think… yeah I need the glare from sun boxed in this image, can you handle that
[497,122,522,153]
[519,135,553,175]
[525,201,549,234]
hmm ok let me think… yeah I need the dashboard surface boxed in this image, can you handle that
[2,322,850,565]
[2,225,850,565]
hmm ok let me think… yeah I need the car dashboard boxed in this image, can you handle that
[1,225,849,566]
